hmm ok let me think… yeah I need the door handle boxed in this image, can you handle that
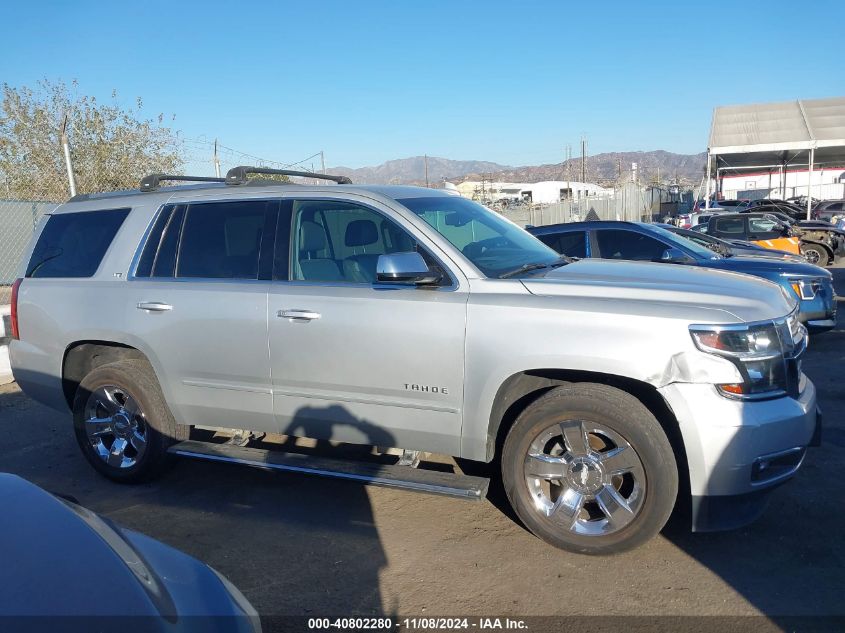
[278,309,321,321]
[137,302,173,312]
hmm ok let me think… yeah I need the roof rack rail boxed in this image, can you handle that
[225,166,352,185]
[140,174,226,192]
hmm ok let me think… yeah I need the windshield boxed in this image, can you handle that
[647,224,721,259]
[397,196,561,277]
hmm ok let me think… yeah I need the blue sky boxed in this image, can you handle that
[2,0,843,170]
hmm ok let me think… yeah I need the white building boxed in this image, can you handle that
[456,180,611,204]
[718,165,845,201]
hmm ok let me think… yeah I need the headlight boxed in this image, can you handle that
[690,313,806,400]
[788,278,820,301]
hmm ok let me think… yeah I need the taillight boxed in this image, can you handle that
[10,278,22,340]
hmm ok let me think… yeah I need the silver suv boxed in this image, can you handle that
[9,168,821,554]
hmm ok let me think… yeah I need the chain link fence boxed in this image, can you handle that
[1,167,69,299]
[0,136,310,302]
[500,183,659,228]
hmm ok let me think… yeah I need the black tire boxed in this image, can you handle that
[801,243,829,267]
[501,383,678,555]
[73,359,188,483]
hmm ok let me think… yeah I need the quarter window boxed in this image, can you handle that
[26,208,129,278]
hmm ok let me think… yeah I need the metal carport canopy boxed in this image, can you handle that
[706,96,845,214]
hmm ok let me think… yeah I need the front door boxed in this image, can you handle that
[747,216,801,255]
[267,198,468,456]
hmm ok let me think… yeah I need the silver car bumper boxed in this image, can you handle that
[659,379,819,532]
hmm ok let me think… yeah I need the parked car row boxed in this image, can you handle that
[694,196,845,223]
[527,220,837,332]
[8,170,823,566]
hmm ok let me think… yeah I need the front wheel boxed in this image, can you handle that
[801,243,829,267]
[73,359,188,483]
[501,383,678,555]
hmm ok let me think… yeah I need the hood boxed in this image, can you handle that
[0,474,254,624]
[521,259,795,323]
[709,255,831,278]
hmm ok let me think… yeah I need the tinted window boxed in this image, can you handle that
[595,229,668,261]
[135,207,171,277]
[26,208,129,278]
[177,201,269,279]
[290,200,437,284]
[713,217,745,235]
[538,231,586,258]
[134,205,187,278]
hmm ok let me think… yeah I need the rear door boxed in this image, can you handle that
[125,199,278,432]
[267,196,468,455]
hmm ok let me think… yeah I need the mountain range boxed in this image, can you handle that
[329,150,707,187]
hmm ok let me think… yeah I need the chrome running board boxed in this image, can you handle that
[168,440,489,501]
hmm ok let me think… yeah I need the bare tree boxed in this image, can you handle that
[0,79,183,201]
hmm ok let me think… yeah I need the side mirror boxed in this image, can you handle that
[376,252,441,285]
[659,247,689,264]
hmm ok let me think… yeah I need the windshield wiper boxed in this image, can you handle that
[498,257,570,279]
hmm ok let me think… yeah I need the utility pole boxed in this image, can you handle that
[213,139,221,178]
[60,113,77,197]
[565,145,572,200]
[580,136,587,184]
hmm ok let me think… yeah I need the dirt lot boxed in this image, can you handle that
[1,267,844,632]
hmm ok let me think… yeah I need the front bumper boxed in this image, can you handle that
[791,281,836,331]
[658,379,819,532]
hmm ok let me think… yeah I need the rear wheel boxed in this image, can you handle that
[501,383,677,555]
[801,243,829,266]
[73,359,188,483]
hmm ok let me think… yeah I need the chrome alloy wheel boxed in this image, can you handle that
[83,385,148,469]
[523,419,646,536]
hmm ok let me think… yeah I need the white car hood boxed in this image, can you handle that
[521,259,796,323]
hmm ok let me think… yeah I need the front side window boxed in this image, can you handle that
[747,217,783,239]
[397,196,560,277]
[290,200,438,284]
[595,229,668,261]
[26,208,129,278]
[177,200,270,279]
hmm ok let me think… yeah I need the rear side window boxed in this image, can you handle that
[135,205,186,278]
[536,231,586,258]
[177,200,272,279]
[26,208,129,278]
[713,217,745,235]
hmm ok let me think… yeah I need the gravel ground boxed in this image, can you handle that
[1,265,843,632]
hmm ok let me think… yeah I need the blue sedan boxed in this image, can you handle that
[528,221,837,333]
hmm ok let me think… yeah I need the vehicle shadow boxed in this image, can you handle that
[0,390,397,622]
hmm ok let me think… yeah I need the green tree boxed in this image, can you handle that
[0,79,183,201]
